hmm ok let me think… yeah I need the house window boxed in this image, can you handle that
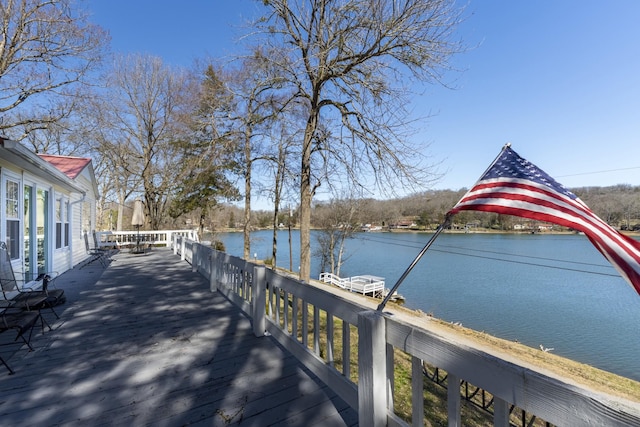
[64,200,70,247]
[55,196,69,249]
[5,179,20,259]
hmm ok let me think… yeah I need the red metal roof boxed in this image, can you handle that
[37,154,91,180]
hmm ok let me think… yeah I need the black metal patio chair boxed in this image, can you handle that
[0,242,64,319]
[84,231,109,267]
[93,230,115,260]
[0,305,41,375]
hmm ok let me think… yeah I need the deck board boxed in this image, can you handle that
[0,249,357,426]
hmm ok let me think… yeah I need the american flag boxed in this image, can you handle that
[447,144,640,296]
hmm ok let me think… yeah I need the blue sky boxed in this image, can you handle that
[86,0,640,196]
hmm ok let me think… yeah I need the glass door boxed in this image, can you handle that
[23,184,34,280]
[36,188,48,274]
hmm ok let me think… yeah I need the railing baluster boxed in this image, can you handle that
[342,321,350,378]
[302,301,309,348]
[292,295,298,340]
[275,286,281,326]
[268,279,275,318]
[448,373,461,427]
[314,306,320,356]
[386,343,394,412]
[493,397,509,427]
[411,356,424,427]
[283,290,289,333]
[327,314,334,366]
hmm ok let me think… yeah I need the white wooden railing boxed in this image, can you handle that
[175,236,640,427]
[95,229,198,248]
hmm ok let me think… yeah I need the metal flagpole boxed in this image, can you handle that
[449,142,511,208]
[377,143,514,312]
[377,215,452,312]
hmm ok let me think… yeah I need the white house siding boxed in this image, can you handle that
[69,196,98,269]
[50,168,99,274]
[0,138,98,281]
[51,186,71,276]
[68,195,87,270]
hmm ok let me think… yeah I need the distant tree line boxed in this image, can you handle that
[200,184,640,275]
[207,183,640,234]
[352,184,640,232]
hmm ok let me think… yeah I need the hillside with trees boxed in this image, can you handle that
[167,184,640,236]
[342,184,640,232]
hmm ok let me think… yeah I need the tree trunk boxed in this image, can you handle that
[330,233,336,275]
[271,174,281,271]
[300,165,311,281]
[271,142,286,270]
[243,128,252,260]
[336,233,346,277]
[117,191,126,231]
[199,212,206,239]
[243,165,251,259]
[299,111,317,282]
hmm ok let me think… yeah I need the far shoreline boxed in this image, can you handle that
[208,227,640,238]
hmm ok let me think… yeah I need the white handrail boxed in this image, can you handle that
[95,229,198,248]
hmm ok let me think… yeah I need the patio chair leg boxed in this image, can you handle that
[39,313,53,333]
[15,329,35,351]
[0,356,15,375]
[46,303,60,320]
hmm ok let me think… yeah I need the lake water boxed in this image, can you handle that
[214,230,640,381]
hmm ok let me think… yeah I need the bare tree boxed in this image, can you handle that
[268,116,300,271]
[270,138,287,269]
[94,54,196,230]
[257,0,465,281]
[20,112,78,154]
[222,49,293,260]
[313,196,361,276]
[93,133,140,230]
[0,0,107,138]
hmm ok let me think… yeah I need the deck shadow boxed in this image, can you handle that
[0,249,357,426]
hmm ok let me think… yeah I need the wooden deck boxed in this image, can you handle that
[0,249,357,426]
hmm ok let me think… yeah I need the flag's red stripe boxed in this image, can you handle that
[457,181,597,224]
[446,148,640,296]
[453,190,640,267]
[457,190,638,255]
[452,181,640,264]
[452,202,640,294]
[584,234,640,295]
[449,181,640,294]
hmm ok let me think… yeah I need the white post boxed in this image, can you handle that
[252,266,266,337]
[173,234,178,255]
[493,397,510,427]
[358,310,387,427]
[181,237,186,261]
[192,243,198,272]
[221,253,232,289]
[209,252,218,292]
